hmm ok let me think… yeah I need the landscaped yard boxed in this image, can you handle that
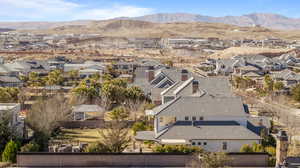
[54,129,103,143]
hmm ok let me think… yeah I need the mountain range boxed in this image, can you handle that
[1,13,300,30]
[128,13,300,30]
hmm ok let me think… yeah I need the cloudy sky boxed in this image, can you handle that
[0,0,299,21]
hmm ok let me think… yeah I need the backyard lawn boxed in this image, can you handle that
[54,129,102,143]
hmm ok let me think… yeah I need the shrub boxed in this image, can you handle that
[265,146,276,156]
[291,84,300,102]
[252,143,264,152]
[84,143,108,153]
[240,144,253,152]
[132,122,148,136]
[273,81,284,91]
[1,140,19,163]
[20,142,40,152]
[152,145,203,154]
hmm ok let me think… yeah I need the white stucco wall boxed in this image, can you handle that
[175,116,248,127]
[190,139,260,152]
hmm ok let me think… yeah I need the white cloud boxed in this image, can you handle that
[0,0,153,21]
[73,5,154,20]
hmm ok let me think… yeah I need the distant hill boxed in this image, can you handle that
[0,28,14,32]
[1,13,300,30]
[0,20,93,30]
[127,13,300,30]
[15,19,300,41]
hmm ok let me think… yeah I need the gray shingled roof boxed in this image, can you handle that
[0,65,12,74]
[135,131,156,141]
[162,76,233,98]
[157,122,261,140]
[154,95,247,117]
[272,69,300,81]
[132,67,188,94]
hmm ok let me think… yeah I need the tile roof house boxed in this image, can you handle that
[136,72,262,152]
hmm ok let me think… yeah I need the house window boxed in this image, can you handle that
[74,112,85,121]
[185,116,189,121]
[198,142,201,146]
[203,142,207,145]
[159,117,164,123]
[192,142,196,146]
[192,116,196,121]
[199,116,204,120]
[222,142,227,150]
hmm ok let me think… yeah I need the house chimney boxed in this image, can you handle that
[276,131,289,167]
[192,80,199,94]
[0,57,4,64]
[258,119,263,127]
[181,69,188,81]
[147,66,155,82]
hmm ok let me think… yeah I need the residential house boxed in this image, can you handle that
[48,56,69,70]
[4,60,50,76]
[0,56,4,64]
[79,68,102,78]
[118,74,133,83]
[64,61,105,78]
[284,157,300,168]
[64,61,105,73]
[132,66,195,105]
[0,76,23,87]
[136,75,263,152]
[72,104,105,121]
[272,69,300,87]
[214,54,297,77]
[233,65,265,84]
[113,61,137,74]
[0,103,23,137]
[215,59,245,75]
[0,62,20,77]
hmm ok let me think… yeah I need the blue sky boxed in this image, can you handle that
[1,0,300,21]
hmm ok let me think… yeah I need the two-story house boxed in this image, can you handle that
[136,75,263,152]
[0,103,23,137]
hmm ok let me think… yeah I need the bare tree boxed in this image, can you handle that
[188,152,231,168]
[85,107,131,153]
[96,121,131,153]
[26,94,72,148]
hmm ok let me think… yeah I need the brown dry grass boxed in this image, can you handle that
[210,47,292,59]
